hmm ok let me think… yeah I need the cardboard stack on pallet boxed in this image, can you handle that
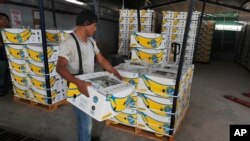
[1,28,71,106]
[107,32,195,137]
[118,9,155,56]
[195,20,215,63]
[161,11,200,65]
[111,62,194,136]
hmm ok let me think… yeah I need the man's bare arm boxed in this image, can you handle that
[95,53,122,80]
[56,56,91,97]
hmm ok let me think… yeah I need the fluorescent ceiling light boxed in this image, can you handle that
[65,0,85,5]
[215,24,243,31]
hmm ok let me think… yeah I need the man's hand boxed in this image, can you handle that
[75,79,92,97]
[113,71,122,80]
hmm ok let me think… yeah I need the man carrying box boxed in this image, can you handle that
[56,9,121,141]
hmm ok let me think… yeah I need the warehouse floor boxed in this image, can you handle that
[0,60,250,141]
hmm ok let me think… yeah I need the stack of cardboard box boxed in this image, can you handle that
[1,28,71,105]
[118,9,155,56]
[161,11,200,64]
[112,63,194,136]
[196,20,215,63]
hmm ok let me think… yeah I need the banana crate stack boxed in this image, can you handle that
[1,28,71,105]
[108,32,195,137]
[118,9,156,56]
[110,62,194,137]
[161,11,200,65]
[195,20,215,63]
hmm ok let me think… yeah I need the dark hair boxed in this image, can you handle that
[0,12,10,22]
[76,9,98,26]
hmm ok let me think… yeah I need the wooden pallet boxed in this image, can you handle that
[106,109,189,141]
[106,120,173,141]
[13,96,68,112]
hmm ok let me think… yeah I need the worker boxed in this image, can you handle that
[56,9,121,141]
[0,12,11,97]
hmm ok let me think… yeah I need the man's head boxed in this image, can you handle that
[0,12,10,28]
[76,9,98,37]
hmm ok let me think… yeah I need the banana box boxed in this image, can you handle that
[60,30,72,42]
[187,36,196,43]
[29,86,64,105]
[129,17,152,25]
[28,74,62,91]
[190,21,198,29]
[141,25,152,32]
[137,70,176,98]
[140,10,154,18]
[4,44,26,59]
[67,72,135,121]
[188,29,197,36]
[1,28,42,44]
[128,9,153,18]
[120,9,129,17]
[192,12,200,20]
[8,58,27,73]
[130,32,167,49]
[10,69,29,86]
[12,82,34,100]
[119,31,129,39]
[115,63,145,90]
[172,12,187,19]
[119,17,129,25]
[46,30,61,43]
[24,44,59,62]
[128,95,138,108]
[164,34,183,42]
[119,24,129,32]
[137,93,174,117]
[26,60,57,76]
[109,108,137,127]
[131,48,167,64]
[162,19,174,27]
[172,19,186,27]
[162,11,174,19]
[137,109,172,136]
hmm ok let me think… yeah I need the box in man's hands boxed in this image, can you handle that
[67,72,135,121]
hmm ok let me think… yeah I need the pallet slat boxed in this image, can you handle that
[13,96,68,112]
[106,120,173,141]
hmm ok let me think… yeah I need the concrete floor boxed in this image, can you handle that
[0,60,250,141]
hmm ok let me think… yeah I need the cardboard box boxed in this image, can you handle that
[130,32,167,49]
[119,17,129,25]
[8,58,26,73]
[28,74,61,91]
[162,19,174,27]
[10,69,29,86]
[137,109,172,136]
[67,72,135,121]
[137,93,174,116]
[128,17,152,25]
[26,60,57,76]
[131,48,167,64]
[129,9,153,17]
[1,28,42,44]
[109,108,137,127]
[12,82,34,100]
[4,44,25,59]
[29,86,65,105]
[119,24,129,31]
[120,10,129,17]
[24,44,59,62]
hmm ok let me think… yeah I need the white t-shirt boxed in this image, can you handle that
[58,33,100,74]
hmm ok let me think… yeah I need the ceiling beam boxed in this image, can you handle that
[143,0,186,9]
[198,0,250,13]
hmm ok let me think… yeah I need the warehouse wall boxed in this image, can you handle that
[0,3,119,56]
